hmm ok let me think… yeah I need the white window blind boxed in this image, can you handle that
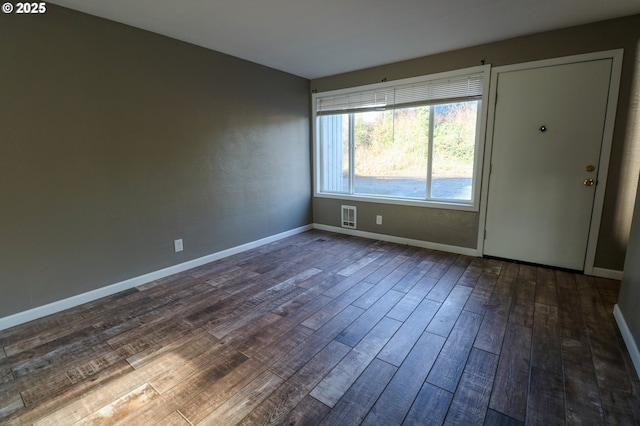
[316,73,483,115]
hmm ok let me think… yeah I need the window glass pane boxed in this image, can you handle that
[315,68,486,207]
[431,101,478,200]
[319,114,349,193]
[353,107,429,199]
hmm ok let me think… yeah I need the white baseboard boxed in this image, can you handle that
[614,304,640,378]
[312,223,479,257]
[0,225,313,332]
[592,267,624,280]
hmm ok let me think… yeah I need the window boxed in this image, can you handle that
[314,66,489,209]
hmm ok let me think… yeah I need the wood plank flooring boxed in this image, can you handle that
[1,230,639,425]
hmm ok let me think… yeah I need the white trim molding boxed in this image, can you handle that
[313,223,479,257]
[614,304,640,378]
[591,267,624,281]
[0,225,313,332]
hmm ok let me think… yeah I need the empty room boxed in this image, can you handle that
[2,1,640,424]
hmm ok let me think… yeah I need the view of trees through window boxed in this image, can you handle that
[320,100,478,201]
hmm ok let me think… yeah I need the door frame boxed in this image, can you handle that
[477,49,624,274]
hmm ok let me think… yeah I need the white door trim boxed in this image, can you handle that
[477,49,624,273]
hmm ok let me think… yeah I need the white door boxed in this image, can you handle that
[483,59,613,270]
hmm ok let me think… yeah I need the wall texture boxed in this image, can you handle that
[619,172,640,354]
[0,6,311,318]
[311,15,640,271]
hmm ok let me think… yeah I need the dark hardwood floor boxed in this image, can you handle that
[1,230,639,425]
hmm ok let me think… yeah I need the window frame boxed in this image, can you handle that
[312,65,491,212]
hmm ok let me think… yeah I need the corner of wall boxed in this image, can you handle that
[614,304,640,378]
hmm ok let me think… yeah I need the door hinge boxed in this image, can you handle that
[484,229,487,239]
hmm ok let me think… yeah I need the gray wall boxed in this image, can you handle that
[0,6,311,318]
[311,15,640,270]
[619,173,640,351]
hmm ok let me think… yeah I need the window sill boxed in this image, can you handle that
[314,192,479,212]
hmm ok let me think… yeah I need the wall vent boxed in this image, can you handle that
[341,205,357,229]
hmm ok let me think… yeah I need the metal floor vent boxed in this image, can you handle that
[341,205,357,229]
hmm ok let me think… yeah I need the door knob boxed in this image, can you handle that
[583,178,595,186]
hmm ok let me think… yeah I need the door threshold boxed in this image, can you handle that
[482,255,583,274]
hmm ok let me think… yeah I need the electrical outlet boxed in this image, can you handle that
[376,215,382,225]
[174,239,183,252]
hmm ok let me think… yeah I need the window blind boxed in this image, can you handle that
[316,73,483,115]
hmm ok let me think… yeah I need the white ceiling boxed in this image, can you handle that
[47,0,640,79]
